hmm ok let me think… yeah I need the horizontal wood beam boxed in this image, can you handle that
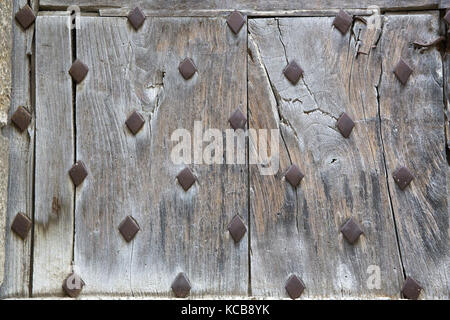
[39,0,441,14]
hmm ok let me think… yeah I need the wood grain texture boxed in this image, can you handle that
[75,16,247,297]
[378,13,448,299]
[40,0,440,12]
[99,8,374,18]
[33,15,74,297]
[440,0,450,8]
[248,17,404,298]
[445,22,449,155]
[0,0,34,298]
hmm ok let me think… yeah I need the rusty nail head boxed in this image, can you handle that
[285,164,304,188]
[285,274,305,299]
[11,212,32,240]
[171,272,191,298]
[333,10,353,34]
[69,59,89,84]
[336,112,355,138]
[62,273,85,298]
[126,111,145,135]
[393,58,413,85]
[227,11,245,34]
[15,4,36,30]
[177,167,196,191]
[227,215,247,243]
[401,277,422,300]
[444,10,450,25]
[128,7,146,30]
[69,161,88,187]
[393,166,413,190]
[283,61,304,85]
[340,218,363,244]
[178,58,197,80]
[228,108,247,130]
[11,106,32,132]
[118,216,140,242]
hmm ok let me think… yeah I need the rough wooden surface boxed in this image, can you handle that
[378,13,448,299]
[40,0,441,12]
[248,17,405,299]
[0,0,12,289]
[75,16,247,297]
[0,0,35,298]
[33,15,74,297]
[1,7,448,300]
[99,8,373,18]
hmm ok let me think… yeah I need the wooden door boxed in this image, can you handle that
[0,1,448,299]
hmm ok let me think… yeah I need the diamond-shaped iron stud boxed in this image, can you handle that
[69,59,89,84]
[333,9,353,34]
[11,106,32,132]
[69,161,88,187]
[283,61,303,85]
[336,112,355,138]
[127,7,145,30]
[393,58,413,85]
[393,166,413,190]
[118,216,140,242]
[171,272,191,298]
[11,212,32,240]
[62,273,85,298]
[444,10,450,25]
[177,167,196,191]
[340,218,363,244]
[285,164,304,188]
[227,11,245,34]
[401,277,422,300]
[228,108,247,130]
[125,111,145,135]
[15,4,36,30]
[285,274,305,299]
[228,215,247,243]
[178,58,197,80]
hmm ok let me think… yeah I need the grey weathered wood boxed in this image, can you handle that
[248,17,404,298]
[40,0,441,12]
[32,15,74,297]
[445,22,449,154]
[0,0,12,291]
[75,16,247,296]
[0,0,35,298]
[379,13,448,299]
[99,8,373,18]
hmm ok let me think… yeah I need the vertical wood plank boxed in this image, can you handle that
[32,15,74,297]
[75,17,248,297]
[0,0,34,298]
[379,13,448,299]
[248,17,404,298]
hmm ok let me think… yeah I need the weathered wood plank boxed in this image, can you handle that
[445,16,449,156]
[32,15,74,297]
[75,16,247,297]
[0,0,12,290]
[248,17,404,298]
[99,8,373,18]
[379,13,448,299]
[40,0,440,12]
[0,0,34,298]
